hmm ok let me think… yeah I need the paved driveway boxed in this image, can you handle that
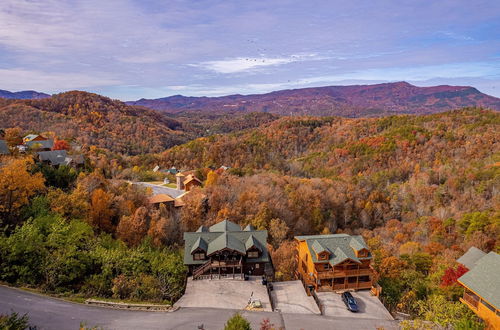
[317,290,394,320]
[0,285,399,330]
[174,277,272,311]
[271,281,320,314]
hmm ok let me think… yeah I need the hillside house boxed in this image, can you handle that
[176,171,202,191]
[457,249,500,329]
[22,134,53,151]
[183,220,273,280]
[36,150,84,168]
[295,234,375,292]
[23,134,48,143]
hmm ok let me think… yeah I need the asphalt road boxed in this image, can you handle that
[0,286,399,330]
[135,182,185,198]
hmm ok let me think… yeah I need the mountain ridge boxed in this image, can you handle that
[0,89,50,99]
[126,81,500,117]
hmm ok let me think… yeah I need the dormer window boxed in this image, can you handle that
[194,253,206,260]
[247,251,259,258]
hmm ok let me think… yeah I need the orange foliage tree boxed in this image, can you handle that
[0,158,45,226]
[89,188,114,233]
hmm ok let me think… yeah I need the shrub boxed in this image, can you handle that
[224,313,251,330]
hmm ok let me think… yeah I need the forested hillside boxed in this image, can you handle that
[163,108,498,231]
[0,92,279,155]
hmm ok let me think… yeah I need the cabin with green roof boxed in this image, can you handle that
[295,234,374,292]
[457,249,500,329]
[183,219,273,279]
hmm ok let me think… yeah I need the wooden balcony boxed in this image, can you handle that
[210,260,242,267]
[315,267,373,279]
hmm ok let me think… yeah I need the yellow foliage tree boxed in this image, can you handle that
[205,170,219,187]
[0,158,45,225]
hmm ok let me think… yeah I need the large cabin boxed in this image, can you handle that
[457,248,500,329]
[183,219,273,280]
[295,234,375,292]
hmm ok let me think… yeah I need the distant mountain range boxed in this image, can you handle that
[2,82,499,118]
[0,89,50,99]
[127,82,500,117]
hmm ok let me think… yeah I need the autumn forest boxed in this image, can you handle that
[0,91,498,329]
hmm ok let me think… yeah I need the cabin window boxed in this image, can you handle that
[347,264,358,270]
[248,251,259,258]
[255,264,260,269]
[334,278,344,284]
[323,264,329,270]
[194,253,205,260]
[348,276,357,283]
[359,275,370,282]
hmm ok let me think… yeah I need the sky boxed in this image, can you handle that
[0,0,499,100]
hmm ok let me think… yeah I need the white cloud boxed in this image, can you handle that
[192,54,326,74]
[0,68,120,92]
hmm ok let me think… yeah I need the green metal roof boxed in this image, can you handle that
[458,252,500,309]
[457,247,486,269]
[244,224,256,231]
[196,226,209,232]
[190,237,208,254]
[183,220,270,265]
[0,140,8,155]
[245,235,262,252]
[295,234,371,266]
[26,139,53,149]
[207,232,246,255]
[311,240,328,254]
[209,219,241,232]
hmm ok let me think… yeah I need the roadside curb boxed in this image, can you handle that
[85,299,176,312]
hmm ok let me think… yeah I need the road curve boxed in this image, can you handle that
[0,286,281,330]
[0,285,399,330]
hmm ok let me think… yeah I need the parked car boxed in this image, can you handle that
[341,292,359,312]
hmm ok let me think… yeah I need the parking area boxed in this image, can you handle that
[317,291,393,320]
[270,280,320,314]
[174,277,272,311]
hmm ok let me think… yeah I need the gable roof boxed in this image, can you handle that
[196,226,209,232]
[24,134,45,142]
[311,240,328,254]
[190,237,208,253]
[26,139,54,150]
[0,140,8,155]
[184,174,202,185]
[207,232,246,255]
[149,194,175,204]
[244,224,256,231]
[245,235,262,252]
[37,150,68,166]
[209,219,241,232]
[457,247,486,269]
[183,219,269,265]
[458,252,500,309]
[294,234,371,266]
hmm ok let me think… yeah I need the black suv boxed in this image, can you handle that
[341,292,359,312]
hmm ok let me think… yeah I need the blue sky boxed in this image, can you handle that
[0,0,499,100]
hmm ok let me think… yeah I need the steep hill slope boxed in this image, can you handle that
[0,91,279,155]
[128,82,500,117]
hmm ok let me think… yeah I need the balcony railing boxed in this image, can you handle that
[462,291,479,309]
[315,267,373,279]
[211,260,242,267]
